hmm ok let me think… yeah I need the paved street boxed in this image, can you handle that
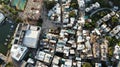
[40,4,58,33]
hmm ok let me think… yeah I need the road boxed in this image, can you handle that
[40,4,58,33]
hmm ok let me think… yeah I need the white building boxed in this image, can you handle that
[44,53,52,63]
[115,32,120,39]
[94,28,101,35]
[35,51,45,61]
[95,63,102,67]
[52,64,59,67]
[10,45,28,61]
[0,13,5,24]
[78,0,85,8]
[114,45,120,60]
[35,61,48,67]
[102,14,111,22]
[100,24,107,30]
[63,59,72,67]
[77,44,85,50]
[35,51,53,63]
[23,26,41,48]
[52,56,60,65]
[109,25,120,37]
[77,61,81,67]
[78,17,85,25]
[85,2,100,12]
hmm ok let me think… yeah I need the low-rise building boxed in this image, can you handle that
[102,14,111,22]
[35,61,48,67]
[85,2,100,12]
[109,25,120,37]
[77,44,85,50]
[44,53,53,63]
[100,43,108,61]
[95,63,102,67]
[64,59,72,67]
[10,45,28,61]
[114,45,120,60]
[35,51,45,61]
[78,0,85,9]
[93,43,100,58]
[52,56,61,65]
[35,51,53,64]
[77,61,81,67]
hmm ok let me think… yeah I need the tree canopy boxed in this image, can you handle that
[70,0,79,9]
[110,0,120,7]
[111,16,119,23]
[5,62,14,67]
[44,0,56,10]
[92,0,110,8]
[82,62,92,67]
[69,11,76,17]
[108,47,114,57]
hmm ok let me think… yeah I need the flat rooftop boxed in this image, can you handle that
[23,29,40,48]
[0,13,5,23]
[12,23,41,48]
[11,45,28,61]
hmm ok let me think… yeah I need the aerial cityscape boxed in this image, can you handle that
[0,0,120,67]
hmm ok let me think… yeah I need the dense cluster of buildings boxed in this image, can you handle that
[48,0,72,24]
[96,11,120,39]
[8,0,120,67]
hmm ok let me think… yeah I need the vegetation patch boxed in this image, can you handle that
[44,0,57,10]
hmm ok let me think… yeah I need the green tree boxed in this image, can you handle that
[70,0,79,9]
[70,3,79,9]
[8,44,12,49]
[84,21,96,30]
[118,42,120,46]
[15,17,23,23]
[110,0,120,7]
[0,0,9,4]
[108,47,113,57]
[5,62,14,67]
[111,16,118,23]
[37,18,43,26]
[82,62,92,67]
[105,36,119,47]
[69,11,76,17]
[92,0,110,7]
[44,0,56,10]
[84,23,91,28]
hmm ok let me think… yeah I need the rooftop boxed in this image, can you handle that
[0,12,5,23]
[12,23,41,48]
[23,26,41,48]
[10,45,28,61]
